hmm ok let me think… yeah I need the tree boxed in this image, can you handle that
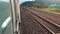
[20,1,34,7]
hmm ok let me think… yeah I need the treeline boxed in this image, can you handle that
[20,1,50,8]
[20,1,34,7]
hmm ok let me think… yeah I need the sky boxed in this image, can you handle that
[19,0,35,4]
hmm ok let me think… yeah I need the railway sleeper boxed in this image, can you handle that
[25,13,52,34]
[27,11,60,34]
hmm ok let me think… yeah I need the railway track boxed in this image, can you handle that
[24,7,60,27]
[30,8,60,18]
[21,7,60,34]
[21,7,52,34]
[27,11,60,34]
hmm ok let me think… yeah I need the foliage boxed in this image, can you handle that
[21,1,50,8]
[21,1,34,7]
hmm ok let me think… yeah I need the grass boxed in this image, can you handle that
[34,7,60,14]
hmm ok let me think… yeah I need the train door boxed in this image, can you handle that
[10,0,20,34]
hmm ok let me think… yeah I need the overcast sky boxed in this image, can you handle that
[19,0,35,4]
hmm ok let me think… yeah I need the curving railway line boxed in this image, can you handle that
[20,7,60,34]
[25,7,60,27]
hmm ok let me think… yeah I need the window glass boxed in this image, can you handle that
[0,0,12,34]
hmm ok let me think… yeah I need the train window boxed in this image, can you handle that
[0,0,13,34]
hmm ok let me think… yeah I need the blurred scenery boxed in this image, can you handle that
[0,0,60,34]
[21,0,60,14]
[20,0,60,34]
